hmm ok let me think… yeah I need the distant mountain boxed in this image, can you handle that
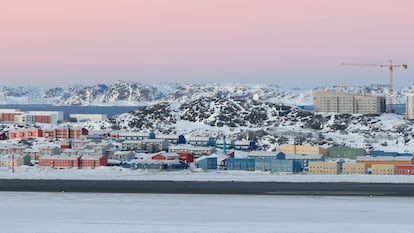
[1,81,410,106]
[0,81,179,105]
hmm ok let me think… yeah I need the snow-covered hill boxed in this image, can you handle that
[0,81,179,105]
[77,95,414,153]
[3,82,414,153]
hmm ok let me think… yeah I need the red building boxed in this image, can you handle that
[177,152,194,163]
[34,115,52,124]
[80,155,108,168]
[42,127,89,139]
[151,152,180,160]
[8,128,43,140]
[56,127,88,139]
[39,155,81,168]
[396,165,414,175]
[0,112,22,122]
[56,128,70,139]
[70,128,89,138]
[42,129,56,139]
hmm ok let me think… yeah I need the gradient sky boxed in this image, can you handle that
[1,0,414,88]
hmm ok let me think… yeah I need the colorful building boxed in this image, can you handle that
[196,156,218,170]
[279,144,328,156]
[39,154,81,168]
[0,109,23,122]
[342,163,367,174]
[80,155,108,168]
[225,158,255,171]
[396,165,414,175]
[8,128,43,140]
[371,164,396,175]
[0,154,31,167]
[151,152,180,160]
[254,158,301,173]
[328,146,366,159]
[356,156,414,168]
[308,161,340,175]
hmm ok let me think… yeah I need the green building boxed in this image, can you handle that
[329,146,366,159]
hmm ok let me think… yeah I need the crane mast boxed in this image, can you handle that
[341,60,408,113]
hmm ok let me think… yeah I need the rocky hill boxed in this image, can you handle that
[3,81,414,152]
[82,95,414,152]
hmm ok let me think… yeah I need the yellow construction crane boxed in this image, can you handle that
[341,60,408,113]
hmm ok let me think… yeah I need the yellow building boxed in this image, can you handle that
[308,161,339,175]
[0,155,25,167]
[371,164,396,175]
[342,163,367,174]
[279,144,328,156]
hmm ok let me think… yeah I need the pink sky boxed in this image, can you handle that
[1,0,413,88]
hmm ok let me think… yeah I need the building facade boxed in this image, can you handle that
[39,154,81,168]
[312,89,386,114]
[328,146,366,159]
[69,114,107,122]
[371,164,396,175]
[0,109,22,122]
[308,161,340,175]
[406,93,414,120]
[356,156,414,168]
[80,155,108,168]
[342,163,367,174]
[196,157,218,170]
[396,165,414,175]
[8,128,43,140]
[279,145,328,156]
[225,158,255,171]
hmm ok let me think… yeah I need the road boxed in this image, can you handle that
[1,179,414,196]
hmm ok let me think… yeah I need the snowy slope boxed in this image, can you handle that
[74,93,414,152]
[3,82,414,152]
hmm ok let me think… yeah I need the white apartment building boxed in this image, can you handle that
[69,114,107,122]
[406,93,414,120]
[312,89,386,114]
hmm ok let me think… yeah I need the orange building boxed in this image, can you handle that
[356,156,413,168]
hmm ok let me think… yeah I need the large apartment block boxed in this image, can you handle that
[312,90,386,114]
[406,93,414,120]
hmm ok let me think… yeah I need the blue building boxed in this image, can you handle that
[284,154,325,171]
[369,150,412,157]
[226,158,255,171]
[130,160,188,171]
[197,157,217,170]
[254,158,301,173]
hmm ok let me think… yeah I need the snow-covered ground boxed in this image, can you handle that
[3,166,414,183]
[0,192,413,233]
